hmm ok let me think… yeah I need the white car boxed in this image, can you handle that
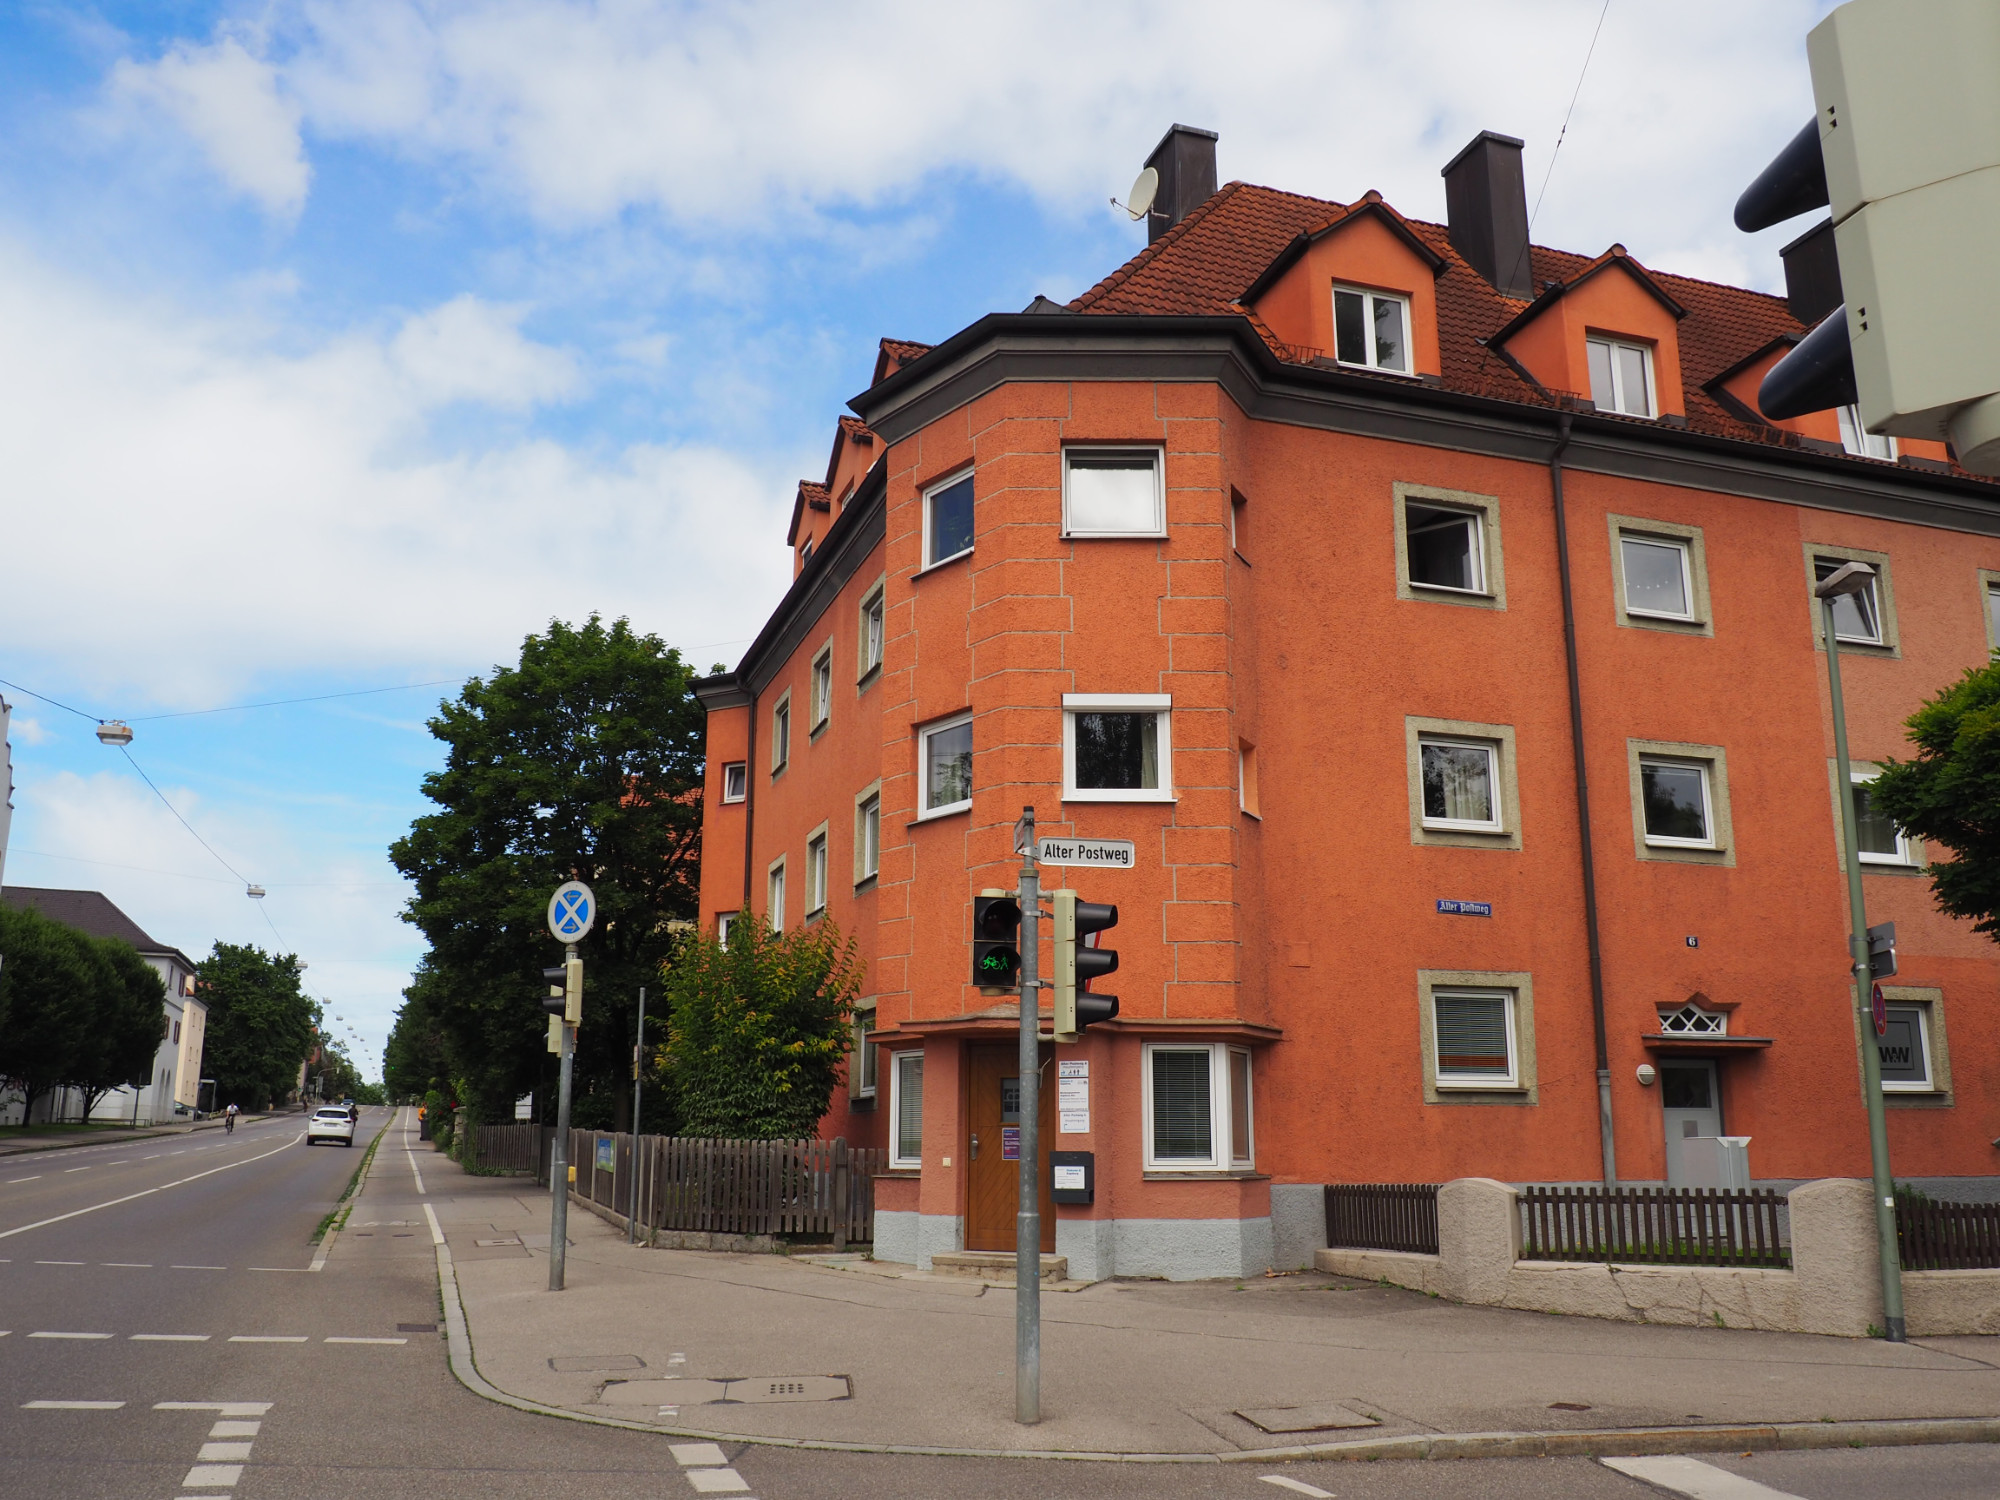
[307,1106,357,1147]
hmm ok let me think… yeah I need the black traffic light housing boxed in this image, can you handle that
[972,890,1022,993]
[541,965,568,1018]
[1053,890,1120,1041]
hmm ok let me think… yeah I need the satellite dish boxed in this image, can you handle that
[1124,166,1160,221]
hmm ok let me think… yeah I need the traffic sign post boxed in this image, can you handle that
[543,882,593,1293]
[1011,809,1041,1425]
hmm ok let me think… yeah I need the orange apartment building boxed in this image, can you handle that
[694,126,2000,1281]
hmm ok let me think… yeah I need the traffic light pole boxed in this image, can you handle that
[1821,598,1905,1341]
[1014,806,1041,1425]
[549,943,577,1293]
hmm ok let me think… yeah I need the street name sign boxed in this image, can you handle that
[1036,837,1135,869]
[1436,899,1492,917]
[547,881,596,942]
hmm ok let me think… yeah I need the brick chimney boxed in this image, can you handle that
[1143,125,1219,243]
[1442,131,1533,299]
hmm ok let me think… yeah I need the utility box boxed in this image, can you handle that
[1050,1151,1094,1206]
[1678,1135,1752,1192]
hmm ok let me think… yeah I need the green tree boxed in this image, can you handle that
[196,943,316,1111]
[0,904,98,1122]
[662,918,862,1139]
[1871,660,2000,937]
[384,961,456,1104]
[71,939,168,1120]
[389,615,705,1127]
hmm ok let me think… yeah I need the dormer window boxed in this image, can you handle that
[1586,337,1655,417]
[1332,287,1411,374]
[1837,405,1896,460]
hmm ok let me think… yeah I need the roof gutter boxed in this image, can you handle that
[1549,410,1619,1193]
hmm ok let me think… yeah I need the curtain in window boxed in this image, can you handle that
[1075,712,1158,790]
[1851,782,1902,858]
[1421,742,1493,823]
[926,720,972,808]
[1434,993,1510,1078]
[895,1054,924,1160]
[1151,1049,1212,1160]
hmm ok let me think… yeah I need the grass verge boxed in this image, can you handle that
[313,1118,388,1244]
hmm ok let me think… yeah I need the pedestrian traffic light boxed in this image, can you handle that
[1734,1,2000,471]
[1051,889,1119,1042]
[541,959,583,1025]
[972,890,1022,992]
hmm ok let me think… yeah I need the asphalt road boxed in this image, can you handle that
[3,1105,1993,1499]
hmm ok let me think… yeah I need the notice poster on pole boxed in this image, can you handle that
[1058,1060,1090,1134]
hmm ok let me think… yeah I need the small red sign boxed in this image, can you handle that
[1872,982,1887,1037]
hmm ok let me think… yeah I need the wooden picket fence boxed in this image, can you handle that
[1324,1183,1441,1255]
[569,1131,883,1249]
[459,1121,544,1174]
[1520,1185,1790,1268]
[1898,1196,2000,1270]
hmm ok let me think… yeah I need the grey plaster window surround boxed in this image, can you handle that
[1827,762,1921,871]
[1981,569,2000,656]
[1874,988,1951,1106]
[890,1051,924,1167]
[1404,716,1521,850]
[917,712,973,819]
[923,470,975,569]
[1333,286,1412,374]
[766,856,786,933]
[849,1002,878,1101]
[1416,970,1537,1104]
[853,781,881,884]
[1805,543,1899,657]
[1628,739,1734,867]
[804,825,828,919]
[809,640,833,735]
[1607,514,1712,636]
[770,691,791,775]
[1393,483,1505,610]
[1063,447,1165,537]
[857,574,887,682]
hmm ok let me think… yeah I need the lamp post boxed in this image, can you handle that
[1815,559,1905,1343]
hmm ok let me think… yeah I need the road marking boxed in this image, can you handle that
[249,1266,308,1272]
[325,1336,407,1344]
[133,1334,210,1341]
[64,1166,91,1173]
[142,1155,162,1160]
[156,1402,272,1415]
[209,1420,260,1436]
[103,1262,153,1268]
[197,1441,253,1460]
[407,1148,426,1195]
[183,1464,243,1487]
[423,1202,444,1245]
[1599,1456,1806,1499]
[0,1135,303,1243]
[685,1471,749,1495]
[671,1443,730,1466]
[173,1265,228,1271]
[1261,1479,1335,1499]
[35,1259,86,1265]
[7,1176,41,1183]
[228,1335,307,1343]
[107,1160,130,1164]
[29,1331,112,1339]
[23,1399,125,1409]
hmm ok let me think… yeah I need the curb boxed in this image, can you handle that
[428,1233,2000,1465]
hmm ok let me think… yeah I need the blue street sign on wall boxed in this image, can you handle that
[1436,899,1493,917]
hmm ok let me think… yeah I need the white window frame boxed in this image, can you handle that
[854,784,882,883]
[1618,533,1695,621]
[770,692,791,775]
[1062,446,1166,539]
[917,711,974,820]
[1431,988,1519,1089]
[1062,693,1174,803]
[1878,1003,1934,1093]
[720,762,747,804]
[1237,740,1260,819]
[858,577,887,681]
[889,1050,924,1168]
[1586,335,1657,418]
[850,1002,878,1100]
[1139,1042,1254,1172]
[715,911,737,947]
[1985,575,2000,657]
[810,641,833,733]
[1416,735,1503,833]
[1403,502,1487,595]
[922,468,975,570]
[1331,285,1415,375]
[1850,768,1916,867]
[1838,404,1897,461]
[766,856,786,933]
[1814,554,1885,646]
[1639,755,1716,849]
[804,825,828,918]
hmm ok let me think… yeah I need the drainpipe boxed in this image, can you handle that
[1548,411,1619,1192]
[741,691,758,921]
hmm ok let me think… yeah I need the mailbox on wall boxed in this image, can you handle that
[1050,1150,1094,1206]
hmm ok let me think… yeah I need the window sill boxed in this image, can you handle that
[770,764,788,781]
[720,796,746,807]
[1240,807,1261,821]
[856,665,882,692]
[847,1094,877,1112]
[1332,360,1421,380]
[1421,821,1506,837]
[1141,1168,1267,1180]
[1643,838,1720,853]
[1407,582,1496,601]
[805,908,826,925]
[914,548,972,579]
[809,721,829,742]
[1061,530,1170,541]
[1063,791,1177,804]
[882,1165,922,1176]
[1435,1081,1523,1093]
[853,873,879,893]
[911,804,971,825]
[1884,1091,1953,1108]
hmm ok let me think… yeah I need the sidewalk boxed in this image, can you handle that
[419,1153,2000,1460]
[0,1113,259,1156]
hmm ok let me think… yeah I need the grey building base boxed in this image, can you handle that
[1056,1216,1117,1282]
[871,1210,963,1269]
[1269,1183,1328,1270]
[1110,1216,1275,1281]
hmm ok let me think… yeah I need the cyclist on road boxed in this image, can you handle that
[224,1102,239,1134]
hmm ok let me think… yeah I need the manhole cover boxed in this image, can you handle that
[397,1323,437,1334]
[551,1354,646,1373]
[1236,1403,1380,1434]
[474,1237,522,1247]
[724,1375,851,1405]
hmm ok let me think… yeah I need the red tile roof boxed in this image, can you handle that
[1068,180,1880,455]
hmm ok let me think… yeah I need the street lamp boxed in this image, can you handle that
[1815,559,1905,1343]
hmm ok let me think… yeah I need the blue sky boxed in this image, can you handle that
[0,1,1835,1078]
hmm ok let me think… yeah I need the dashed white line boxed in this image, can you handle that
[35,1260,86,1266]
[209,1420,261,1436]
[423,1202,444,1245]
[227,1335,307,1343]
[684,1471,750,1495]
[63,1166,91,1173]
[102,1262,153,1268]
[0,1135,303,1243]
[1599,1456,1805,1499]
[23,1399,125,1409]
[28,1331,112,1339]
[1261,1478,1335,1499]
[172,1265,227,1271]
[183,1464,243,1487]
[197,1441,254,1460]
[156,1402,272,1415]
[325,1336,407,1344]
[6,1176,41,1183]
[132,1334,210,1342]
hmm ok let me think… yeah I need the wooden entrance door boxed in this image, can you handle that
[963,1044,1055,1253]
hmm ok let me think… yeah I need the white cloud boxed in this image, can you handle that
[261,0,1829,281]
[112,36,311,217]
[0,242,797,708]
[8,715,51,747]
